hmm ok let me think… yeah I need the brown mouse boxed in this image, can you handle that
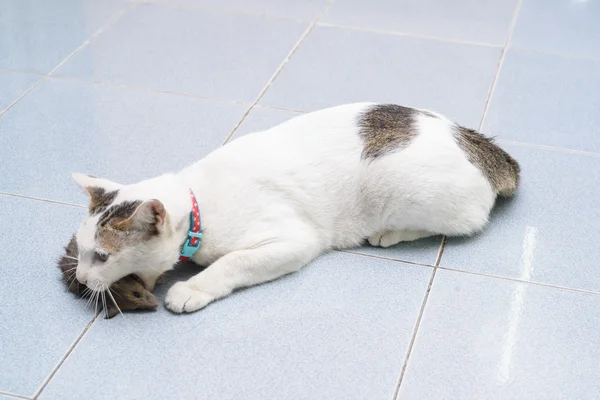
[58,235,159,318]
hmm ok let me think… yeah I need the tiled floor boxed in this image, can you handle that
[1,1,599,399]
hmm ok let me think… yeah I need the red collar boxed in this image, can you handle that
[179,189,202,261]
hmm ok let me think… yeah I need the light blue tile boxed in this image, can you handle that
[55,3,307,102]
[0,196,91,397]
[0,0,128,73]
[512,0,600,58]
[232,107,302,138]
[351,236,443,266]
[322,0,517,45]
[0,70,40,111]
[485,50,600,153]
[261,26,501,127]
[152,0,327,20]
[398,269,600,400]
[0,78,246,204]
[39,253,431,400]
[441,145,600,292]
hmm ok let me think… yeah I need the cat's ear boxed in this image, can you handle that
[72,173,123,193]
[112,199,167,234]
[72,173,123,214]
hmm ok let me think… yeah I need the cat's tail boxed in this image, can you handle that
[495,151,520,197]
[455,126,520,197]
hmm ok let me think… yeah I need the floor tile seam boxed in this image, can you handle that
[316,22,504,49]
[0,2,137,119]
[509,46,600,62]
[436,264,600,298]
[496,140,600,158]
[0,192,86,210]
[338,249,436,269]
[0,391,32,400]
[45,74,251,106]
[389,237,447,398]
[221,0,334,145]
[138,0,312,24]
[478,0,523,132]
[32,314,99,399]
[0,68,45,77]
[391,267,437,400]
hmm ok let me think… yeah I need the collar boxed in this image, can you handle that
[179,189,202,261]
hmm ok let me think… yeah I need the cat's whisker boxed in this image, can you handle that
[107,287,125,319]
[62,255,78,261]
[109,286,124,300]
[101,288,108,319]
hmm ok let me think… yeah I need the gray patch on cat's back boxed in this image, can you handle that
[358,104,422,159]
[454,126,520,197]
[89,188,119,215]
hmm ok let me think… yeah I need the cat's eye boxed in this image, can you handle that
[133,291,141,298]
[95,251,109,263]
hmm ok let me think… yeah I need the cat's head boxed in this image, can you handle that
[71,173,181,292]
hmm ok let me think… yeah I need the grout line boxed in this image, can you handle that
[497,139,600,158]
[0,67,45,77]
[390,237,446,398]
[0,391,32,400]
[478,0,522,131]
[392,268,437,400]
[436,264,600,298]
[46,74,250,106]
[0,192,86,209]
[317,22,504,49]
[252,103,307,114]
[0,2,137,119]
[140,0,309,23]
[343,243,600,298]
[433,236,448,267]
[339,249,435,269]
[221,1,334,145]
[510,46,600,62]
[32,314,99,399]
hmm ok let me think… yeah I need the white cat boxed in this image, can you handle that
[72,103,519,313]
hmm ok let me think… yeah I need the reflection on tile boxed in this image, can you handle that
[322,0,516,45]
[0,196,91,397]
[152,0,327,20]
[441,145,600,292]
[0,78,246,204]
[398,269,600,400]
[0,70,40,111]
[484,50,600,153]
[55,3,307,101]
[39,253,430,400]
[512,0,600,58]
[350,236,443,266]
[232,106,302,138]
[261,26,501,127]
[0,0,128,73]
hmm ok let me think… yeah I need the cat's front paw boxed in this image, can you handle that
[165,281,214,313]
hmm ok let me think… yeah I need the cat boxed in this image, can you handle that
[71,103,519,313]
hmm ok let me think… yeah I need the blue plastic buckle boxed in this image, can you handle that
[180,230,202,259]
[180,212,203,260]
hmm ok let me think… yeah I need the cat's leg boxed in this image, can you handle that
[165,241,319,313]
[368,230,433,248]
